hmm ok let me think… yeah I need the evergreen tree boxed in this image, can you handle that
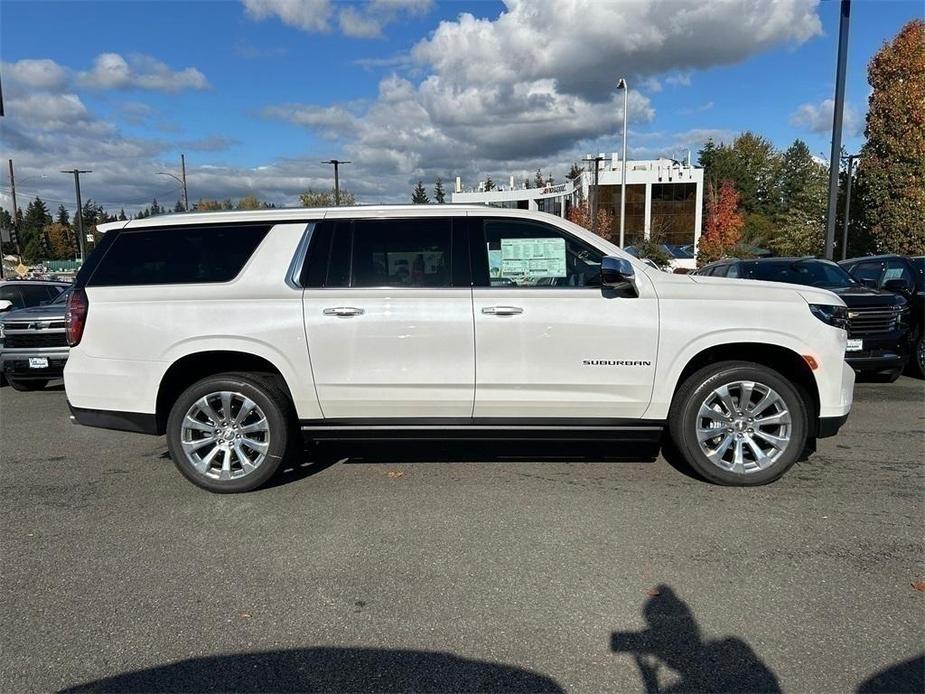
[411,180,430,204]
[483,177,495,192]
[174,200,184,213]
[533,169,545,188]
[150,199,162,216]
[433,177,446,204]
[566,162,584,181]
[857,20,925,255]
[118,208,127,221]
[55,204,70,227]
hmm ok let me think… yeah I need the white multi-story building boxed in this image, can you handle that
[452,156,704,268]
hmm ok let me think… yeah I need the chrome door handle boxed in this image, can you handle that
[322,307,364,317]
[481,306,523,316]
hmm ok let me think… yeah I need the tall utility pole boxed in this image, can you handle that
[322,159,351,205]
[180,153,189,212]
[8,159,21,258]
[617,78,629,247]
[840,154,860,260]
[824,0,852,260]
[61,169,91,262]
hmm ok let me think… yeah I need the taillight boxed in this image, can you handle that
[66,288,88,346]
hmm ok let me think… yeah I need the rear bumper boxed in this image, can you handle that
[68,402,160,435]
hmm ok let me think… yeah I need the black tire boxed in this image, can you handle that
[914,333,925,379]
[8,379,49,392]
[166,372,297,493]
[668,361,809,486]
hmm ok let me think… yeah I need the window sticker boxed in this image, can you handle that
[498,237,567,280]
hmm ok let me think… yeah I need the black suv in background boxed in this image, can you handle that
[695,257,912,380]
[839,255,924,377]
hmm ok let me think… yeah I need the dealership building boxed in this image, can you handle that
[452,156,704,260]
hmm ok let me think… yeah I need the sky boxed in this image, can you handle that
[0,0,920,214]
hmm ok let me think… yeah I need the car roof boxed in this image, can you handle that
[840,254,907,263]
[96,204,505,233]
[0,279,70,284]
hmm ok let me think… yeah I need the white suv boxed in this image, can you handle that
[64,207,854,492]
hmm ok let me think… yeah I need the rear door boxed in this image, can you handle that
[470,215,659,419]
[301,216,475,419]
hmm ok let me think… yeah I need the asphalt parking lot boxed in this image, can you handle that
[1,377,923,693]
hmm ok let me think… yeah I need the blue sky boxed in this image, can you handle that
[0,0,921,211]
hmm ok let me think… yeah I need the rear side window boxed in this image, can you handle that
[88,224,270,286]
[302,218,467,288]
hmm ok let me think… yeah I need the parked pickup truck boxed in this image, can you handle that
[65,207,854,492]
[1,288,71,391]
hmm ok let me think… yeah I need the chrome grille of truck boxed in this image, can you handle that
[846,307,898,336]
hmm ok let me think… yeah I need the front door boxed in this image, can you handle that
[302,217,475,419]
[470,216,658,419]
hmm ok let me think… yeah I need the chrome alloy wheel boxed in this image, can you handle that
[180,391,270,481]
[696,380,792,475]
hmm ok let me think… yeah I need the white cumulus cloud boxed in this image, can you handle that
[77,53,209,92]
[790,98,863,137]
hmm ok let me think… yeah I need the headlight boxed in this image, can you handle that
[809,304,848,330]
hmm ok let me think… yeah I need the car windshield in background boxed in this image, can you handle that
[51,288,72,304]
[740,260,857,289]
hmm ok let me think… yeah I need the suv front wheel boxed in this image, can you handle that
[669,361,809,486]
[166,372,296,493]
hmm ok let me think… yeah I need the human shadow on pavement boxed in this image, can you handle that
[59,646,564,693]
[611,584,780,693]
[857,654,924,693]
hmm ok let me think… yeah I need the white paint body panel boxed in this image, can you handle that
[472,285,658,418]
[303,289,475,418]
[65,206,854,429]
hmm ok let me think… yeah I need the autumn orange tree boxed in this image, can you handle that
[697,180,744,265]
[857,19,925,255]
[567,200,616,243]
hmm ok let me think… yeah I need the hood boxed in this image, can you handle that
[687,274,845,307]
[827,284,906,307]
[1,303,67,322]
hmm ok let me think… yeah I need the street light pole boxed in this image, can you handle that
[824,0,852,260]
[322,160,351,205]
[841,154,859,260]
[617,79,628,247]
[8,159,21,258]
[61,169,91,262]
[180,153,189,211]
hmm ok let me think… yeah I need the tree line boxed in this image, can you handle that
[698,19,923,263]
[0,187,362,264]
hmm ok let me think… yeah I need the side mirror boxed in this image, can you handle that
[601,256,636,292]
[883,278,913,295]
[859,278,878,289]
[0,300,12,313]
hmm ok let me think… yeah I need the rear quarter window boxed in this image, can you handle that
[87,224,271,286]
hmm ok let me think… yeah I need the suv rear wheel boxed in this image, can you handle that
[166,372,296,493]
[669,361,808,486]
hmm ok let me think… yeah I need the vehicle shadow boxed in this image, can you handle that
[856,654,924,693]
[59,646,564,693]
[611,584,781,693]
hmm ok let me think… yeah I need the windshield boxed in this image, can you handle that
[51,288,72,304]
[740,260,857,289]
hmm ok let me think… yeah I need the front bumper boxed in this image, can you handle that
[844,329,909,373]
[0,348,69,380]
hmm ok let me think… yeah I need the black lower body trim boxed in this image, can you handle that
[817,413,849,438]
[300,417,665,442]
[68,402,160,435]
